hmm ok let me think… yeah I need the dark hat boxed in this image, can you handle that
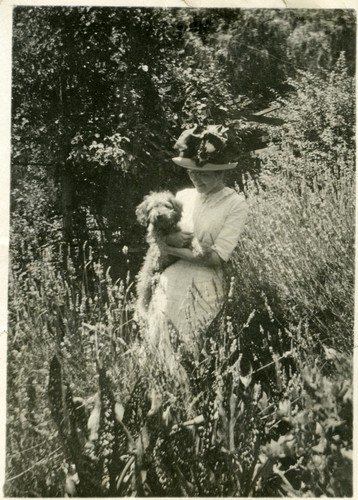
[172,124,240,171]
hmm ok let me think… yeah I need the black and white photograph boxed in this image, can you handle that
[0,0,355,496]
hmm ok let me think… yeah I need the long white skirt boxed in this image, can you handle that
[145,260,225,372]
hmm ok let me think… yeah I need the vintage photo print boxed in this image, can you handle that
[0,0,356,496]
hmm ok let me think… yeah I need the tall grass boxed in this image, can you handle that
[5,155,353,496]
[6,244,138,496]
[233,166,354,355]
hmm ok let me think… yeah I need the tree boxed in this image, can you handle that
[12,7,189,275]
[182,9,355,107]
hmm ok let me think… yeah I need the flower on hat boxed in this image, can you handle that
[174,124,240,167]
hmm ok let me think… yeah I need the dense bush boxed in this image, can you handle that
[269,54,355,185]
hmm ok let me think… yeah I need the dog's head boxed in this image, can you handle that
[136,191,183,231]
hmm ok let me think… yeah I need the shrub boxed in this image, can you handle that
[269,54,355,186]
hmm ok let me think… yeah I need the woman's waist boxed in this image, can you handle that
[163,258,224,280]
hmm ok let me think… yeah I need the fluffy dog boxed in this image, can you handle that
[135,191,184,319]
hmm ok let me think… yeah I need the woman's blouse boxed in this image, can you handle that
[176,187,248,262]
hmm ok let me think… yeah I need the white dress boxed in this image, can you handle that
[146,187,248,367]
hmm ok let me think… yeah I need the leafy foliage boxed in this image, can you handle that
[11,7,355,279]
[202,9,356,106]
[269,54,355,184]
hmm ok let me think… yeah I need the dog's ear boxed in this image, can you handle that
[136,197,150,226]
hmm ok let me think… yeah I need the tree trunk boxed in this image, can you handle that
[61,162,74,266]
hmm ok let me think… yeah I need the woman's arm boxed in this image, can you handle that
[165,231,193,248]
[211,198,249,262]
[165,244,222,268]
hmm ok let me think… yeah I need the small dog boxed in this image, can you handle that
[135,191,184,319]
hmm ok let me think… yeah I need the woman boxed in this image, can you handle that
[145,125,248,366]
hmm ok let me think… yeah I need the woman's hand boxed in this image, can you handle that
[165,245,222,268]
[165,231,193,248]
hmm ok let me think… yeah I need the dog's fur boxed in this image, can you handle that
[135,191,184,319]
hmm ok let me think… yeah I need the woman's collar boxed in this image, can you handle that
[198,186,235,202]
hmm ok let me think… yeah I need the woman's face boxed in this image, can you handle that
[188,170,224,195]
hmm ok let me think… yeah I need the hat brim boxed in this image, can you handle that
[172,157,238,171]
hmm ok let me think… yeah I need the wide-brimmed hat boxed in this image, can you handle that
[172,124,240,171]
